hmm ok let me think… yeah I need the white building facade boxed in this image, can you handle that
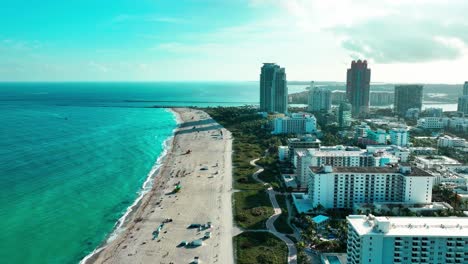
[390,128,409,147]
[417,117,444,129]
[278,146,289,162]
[437,135,467,148]
[307,165,433,209]
[294,146,402,187]
[347,215,468,264]
[272,113,317,134]
[308,86,332,112]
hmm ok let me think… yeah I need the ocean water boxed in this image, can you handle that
[0,82,260,264]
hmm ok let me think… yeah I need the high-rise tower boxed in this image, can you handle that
[394,85,423,117]
[260,63,288,113]
[346,60,371,117]
[308,84,331,112]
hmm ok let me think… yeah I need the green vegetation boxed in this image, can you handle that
[257,155,284,191]
[234,190,273,229]
[432,185,467,214]
[298,215,347,253]
[411,136,437,148]
[274,195,294,234]
[234,232,288,264]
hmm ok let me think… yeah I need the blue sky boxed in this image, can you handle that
[1,0,468,82]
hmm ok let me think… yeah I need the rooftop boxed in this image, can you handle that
[415,155,461,165]
[310,166,433,177]
[311,214,330,224]
[307,149,365,157]
[347,215,468,237]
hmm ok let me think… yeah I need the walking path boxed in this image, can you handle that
[250,158,298,264]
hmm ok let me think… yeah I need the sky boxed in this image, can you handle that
[1,0,468,83]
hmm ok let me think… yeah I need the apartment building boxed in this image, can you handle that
[307,165,433,208]
[347,214,468,264]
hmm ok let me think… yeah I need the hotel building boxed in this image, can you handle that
[293,147,400,187]
[307,165,433,208]
[271,113,317,135]
[347,214,468,264]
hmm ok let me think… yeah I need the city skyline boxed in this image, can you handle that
[1,0,468,83]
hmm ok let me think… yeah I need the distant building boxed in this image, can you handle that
[457,95,468,115]
[271,113,317,134]
[445,116,468,132]
[338,102,352,127]
[346,60,371,117]
[394,85,423,117]
[422,107,443,117]
[347,215,468,264]
[405,108,420,119]
[332,91,347,105]
[390,128,409,147]
[409,147,437,155]
[414,155,461,169]
[366,129,388,145]
[437,135,467,148]
[308,86,331,112]
[464,81,468,96]
[370,91,394,106]
[286,134,321,160]
[417,117,443,129]
[308,165,433,208]
[260,63,288,113]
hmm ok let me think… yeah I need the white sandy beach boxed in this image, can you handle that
[85,108,234,264]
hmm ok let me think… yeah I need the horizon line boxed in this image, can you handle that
[0,80,464,85]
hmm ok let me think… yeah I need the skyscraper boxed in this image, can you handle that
[457,82,468,115]
[260,63,288,113]
[338,102,352,127]
[346,60,371,117]
[394,85,423,117]
[308,84,331,112]
[458,96,468,115]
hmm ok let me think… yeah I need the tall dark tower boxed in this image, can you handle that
[260,63,288,113]
[346,60,371,117]
[394,85,423,117]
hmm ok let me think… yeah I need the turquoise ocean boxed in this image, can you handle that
[0,82,268,264]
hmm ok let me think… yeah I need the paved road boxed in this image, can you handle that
[250,159,298,264]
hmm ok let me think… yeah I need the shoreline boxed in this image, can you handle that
[83,107,234,264]
[80,108,180,264]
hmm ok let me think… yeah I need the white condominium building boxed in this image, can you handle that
[347,214,468,264]
[417,117,444,129]
[438,135,467,148]
[390,128,409,147]
[293,147,400,187]
[271,113,317,134]
[308,86,332,112]
[307,165,433,209]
